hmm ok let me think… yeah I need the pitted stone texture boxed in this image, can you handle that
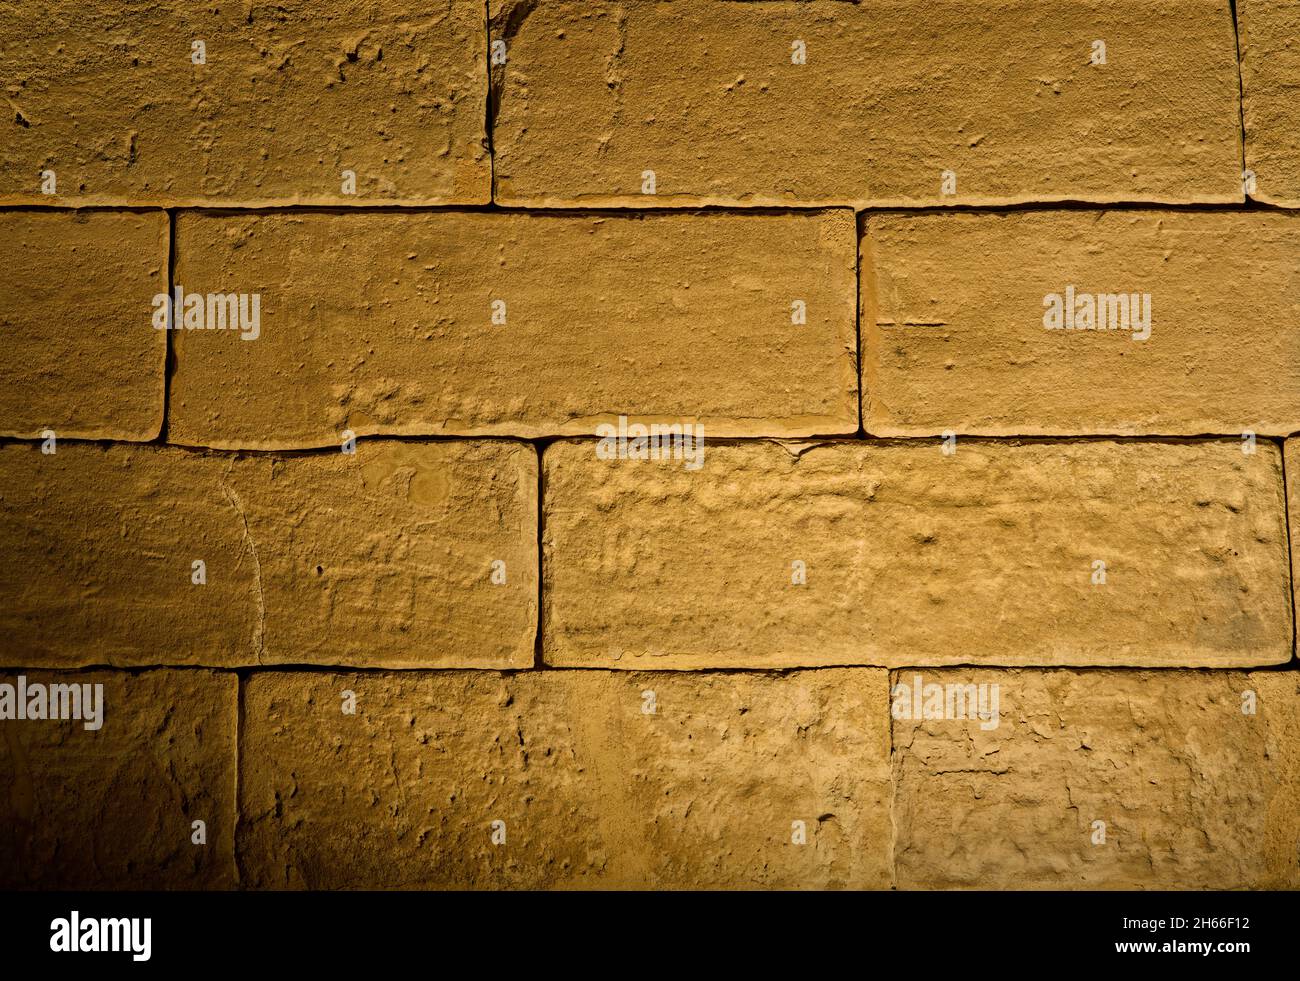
[863,211,1300,436]
[0,2,488,205]
[0,212,167,441]
[0,441,536,668]
[543,439,1291,668]
[1286,439,1300,638]
[0,670,237,889]
[492,0,1242,207]
[239,669,892,889]
[1240,1,1300,207]
[893,669,1300,889]
[168,210,858,446]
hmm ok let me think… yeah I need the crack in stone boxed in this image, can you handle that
[221,466,266,663]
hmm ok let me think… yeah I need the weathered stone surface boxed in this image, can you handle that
[1240,0,1300,207]
[893,669,1300,889]
[492,0,1242,207]
[0,212,167,441]
[0,441,536,668]
[543,439,1291,668]
[0,669,237,889]
[1286,439,1300,635]
[167,210,858,446]
[0,2,488,205]
[863,211,1300,436]
[239,669,892,889]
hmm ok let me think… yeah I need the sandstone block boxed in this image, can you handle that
[0,2,489,205]
[239,668,893,888]
[493,0,1241,206]
[543,439,1291,668]
[0,669,237,889]
[0,441,536,668]
[0,212,167,441]
[863,211,1300,436]
[168,210,858,446]
[1240,1,1300,207]
[892,668,1300,889]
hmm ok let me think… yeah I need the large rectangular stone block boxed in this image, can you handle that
[168,210,858,446]
[239,669,893,888]
[0,212,167,441]
[543,439,1292,668]
[492,0,1241,207]
[0,2,489,205]
[0,441,536,668]
[863,211,1300,436]
[0,669,237,889]
[892,669,1300,889]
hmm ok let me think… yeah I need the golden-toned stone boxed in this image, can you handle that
[543,438,1291,668]
[168,210,858,446]
[0,441,536,668]
[0,669,237,889]
[1240,0,1300,207]
[493,0,1241,207]
[0,212,167,441]
[0,2,488,205]
[893,669,1300,889]
[863,211,1300,436]
[240,668,892,888]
